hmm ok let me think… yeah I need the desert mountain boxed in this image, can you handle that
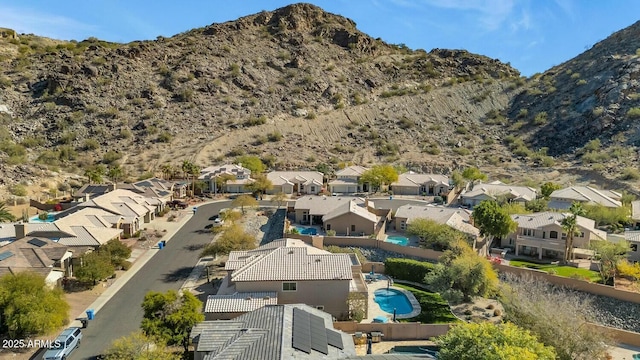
[0,3,638,194]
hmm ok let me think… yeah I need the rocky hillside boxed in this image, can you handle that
[0,3,638,195]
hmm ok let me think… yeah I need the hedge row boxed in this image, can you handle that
[384,258,435,283]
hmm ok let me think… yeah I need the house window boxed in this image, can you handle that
[316,305,324,310]
[351,225,356,232]
[400,221,406,231]
[523,229,534,237]
[561,233,567,240]
[311,186,315,192]
[579,232,585,238]
[631,244,638,252]
[550,231,558,239]
[282,282,297,291]
[326,224,331,231]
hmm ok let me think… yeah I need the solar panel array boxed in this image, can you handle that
[0,251,14,261]
[292,307,344,355]
[27,238,48,247]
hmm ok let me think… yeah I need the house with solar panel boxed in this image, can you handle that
[191,304,356,360]
[0,236,72,286]
[209,238,367,321]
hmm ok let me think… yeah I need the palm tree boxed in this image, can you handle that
[188,163,201,196]
[0,201,16,222]
[107,164,124,183]
[561,202,586,262]
[160,164,175,180]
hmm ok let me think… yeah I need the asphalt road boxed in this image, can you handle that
[64,200,232,360]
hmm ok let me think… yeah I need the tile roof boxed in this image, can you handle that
[267,171,324,187]
[73,184,115,199]
[191,304,355,360]
[461,181,537,202]
[549,186,622,208]
[322,199,378,223]
[624,231,640,243]
[294,196,364,216]
[633,201,640,221]
[199,164,252,180]
[335,166,368,177]
[511,212,606,239]
[395,205,479,237]
[205,292,278,313]
[0,236,69,269]
[228,241,352,282]
[392,172,450,187]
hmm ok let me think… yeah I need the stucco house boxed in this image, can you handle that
[199,164,253,193]
[391,172,451,196]
[266,171,324,195]
[0,236,72,286]
[394,204,479,238]
[322,199,379,236]
[191,304,355,360]
[328,166,369,194]
[460,181,537,208]
[548,186,622,209]
[620,231,640,263]
[215,239,362,320]
[502,212,606,260]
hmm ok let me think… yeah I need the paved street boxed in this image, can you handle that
[66,200,231,360]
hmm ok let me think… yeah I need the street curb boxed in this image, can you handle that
[70,210,195,325]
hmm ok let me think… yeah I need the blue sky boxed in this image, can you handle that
[1,1,638,76]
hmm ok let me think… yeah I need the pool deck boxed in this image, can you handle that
[384,231,420,247]
[363,275,421,323]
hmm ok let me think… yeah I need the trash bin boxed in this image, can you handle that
[86,309,94,320]
[389,196,393,200]
[158,241,164,249]
[161,240,166,247]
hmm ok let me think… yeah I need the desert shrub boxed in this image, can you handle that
[533,112,548,125]
[627,107,640,119]
[267,131,283,142]
[384,258,435,283]
[83,139,100,150]
[9,184,27,196]
[245,116,267,127]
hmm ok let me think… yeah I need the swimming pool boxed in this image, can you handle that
[293,226,318,235]
[29,213,57,223]
[374,288,413,315]
[386,235,409,246]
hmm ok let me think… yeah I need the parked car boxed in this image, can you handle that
[167,200,188,209]
[44,327,82,360]
[213,218,225,226]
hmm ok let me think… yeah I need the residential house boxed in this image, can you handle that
[216,238,361,319]
[620,231,640,263]
[394,204,479,239]
[199,164,253,194]
[391,172,451,197]
[548,186,622,210]
[266,171,324,195]
[173,181,189,199]
[205,291,278,320]
[191,304,355,360]
[72,184,116,202]
[503,212,606,260]
[328,166,369,194]
[21,207,123,251]
[322,199,379,236]
[294,196,362,225]
[0,236,73,286]
[129,178,175,202]
[460,181,537,208]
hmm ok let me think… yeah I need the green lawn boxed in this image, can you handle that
[508,259,601,282]
[395,284,459,323]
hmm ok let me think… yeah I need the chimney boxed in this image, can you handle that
[364,198,369,209]
[84,193,91,202]
[14,223,26,240]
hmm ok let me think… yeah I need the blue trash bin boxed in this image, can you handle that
[158,241,164,249]
[86,309,94,320]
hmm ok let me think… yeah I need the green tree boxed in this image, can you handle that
[450,170,465,190]
[461,166,487,188]
[245,174,273,197]
[620,191,636,206]
[100,239,132,268]
[201,223,257,257]
[232,194,258,214]
[525,198,548,212]
[561,202,586,262]
[84,164,106,183]
[141,290,204,351]
[159,164,175,180]
[0,272,70,338]
[540,182,561,199]
[214,173,235,194]
[436,322,556,360]
[359,164,399,192]
[406,219,466,251]
[75,250,115,285]
[103,331,179,360]
[590,240,629,285]
[472,200,517,244]
[424,240,498,303]
[0,201,16,222]
[235,155,266,173]
[346,292,367,322]
[500,274,612,360]
[107,164,124,183]
[271,192,288,209]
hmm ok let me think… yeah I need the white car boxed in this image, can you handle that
[44,327,82,360]
[213,218,224,226]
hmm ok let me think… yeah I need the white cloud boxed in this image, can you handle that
[0,6,96,40]
[420,0,518,32]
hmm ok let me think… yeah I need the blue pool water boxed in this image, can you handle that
[294,226,318,235]
[29,213,57,223]
[386,235,409,246]
[374,288,413,315]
